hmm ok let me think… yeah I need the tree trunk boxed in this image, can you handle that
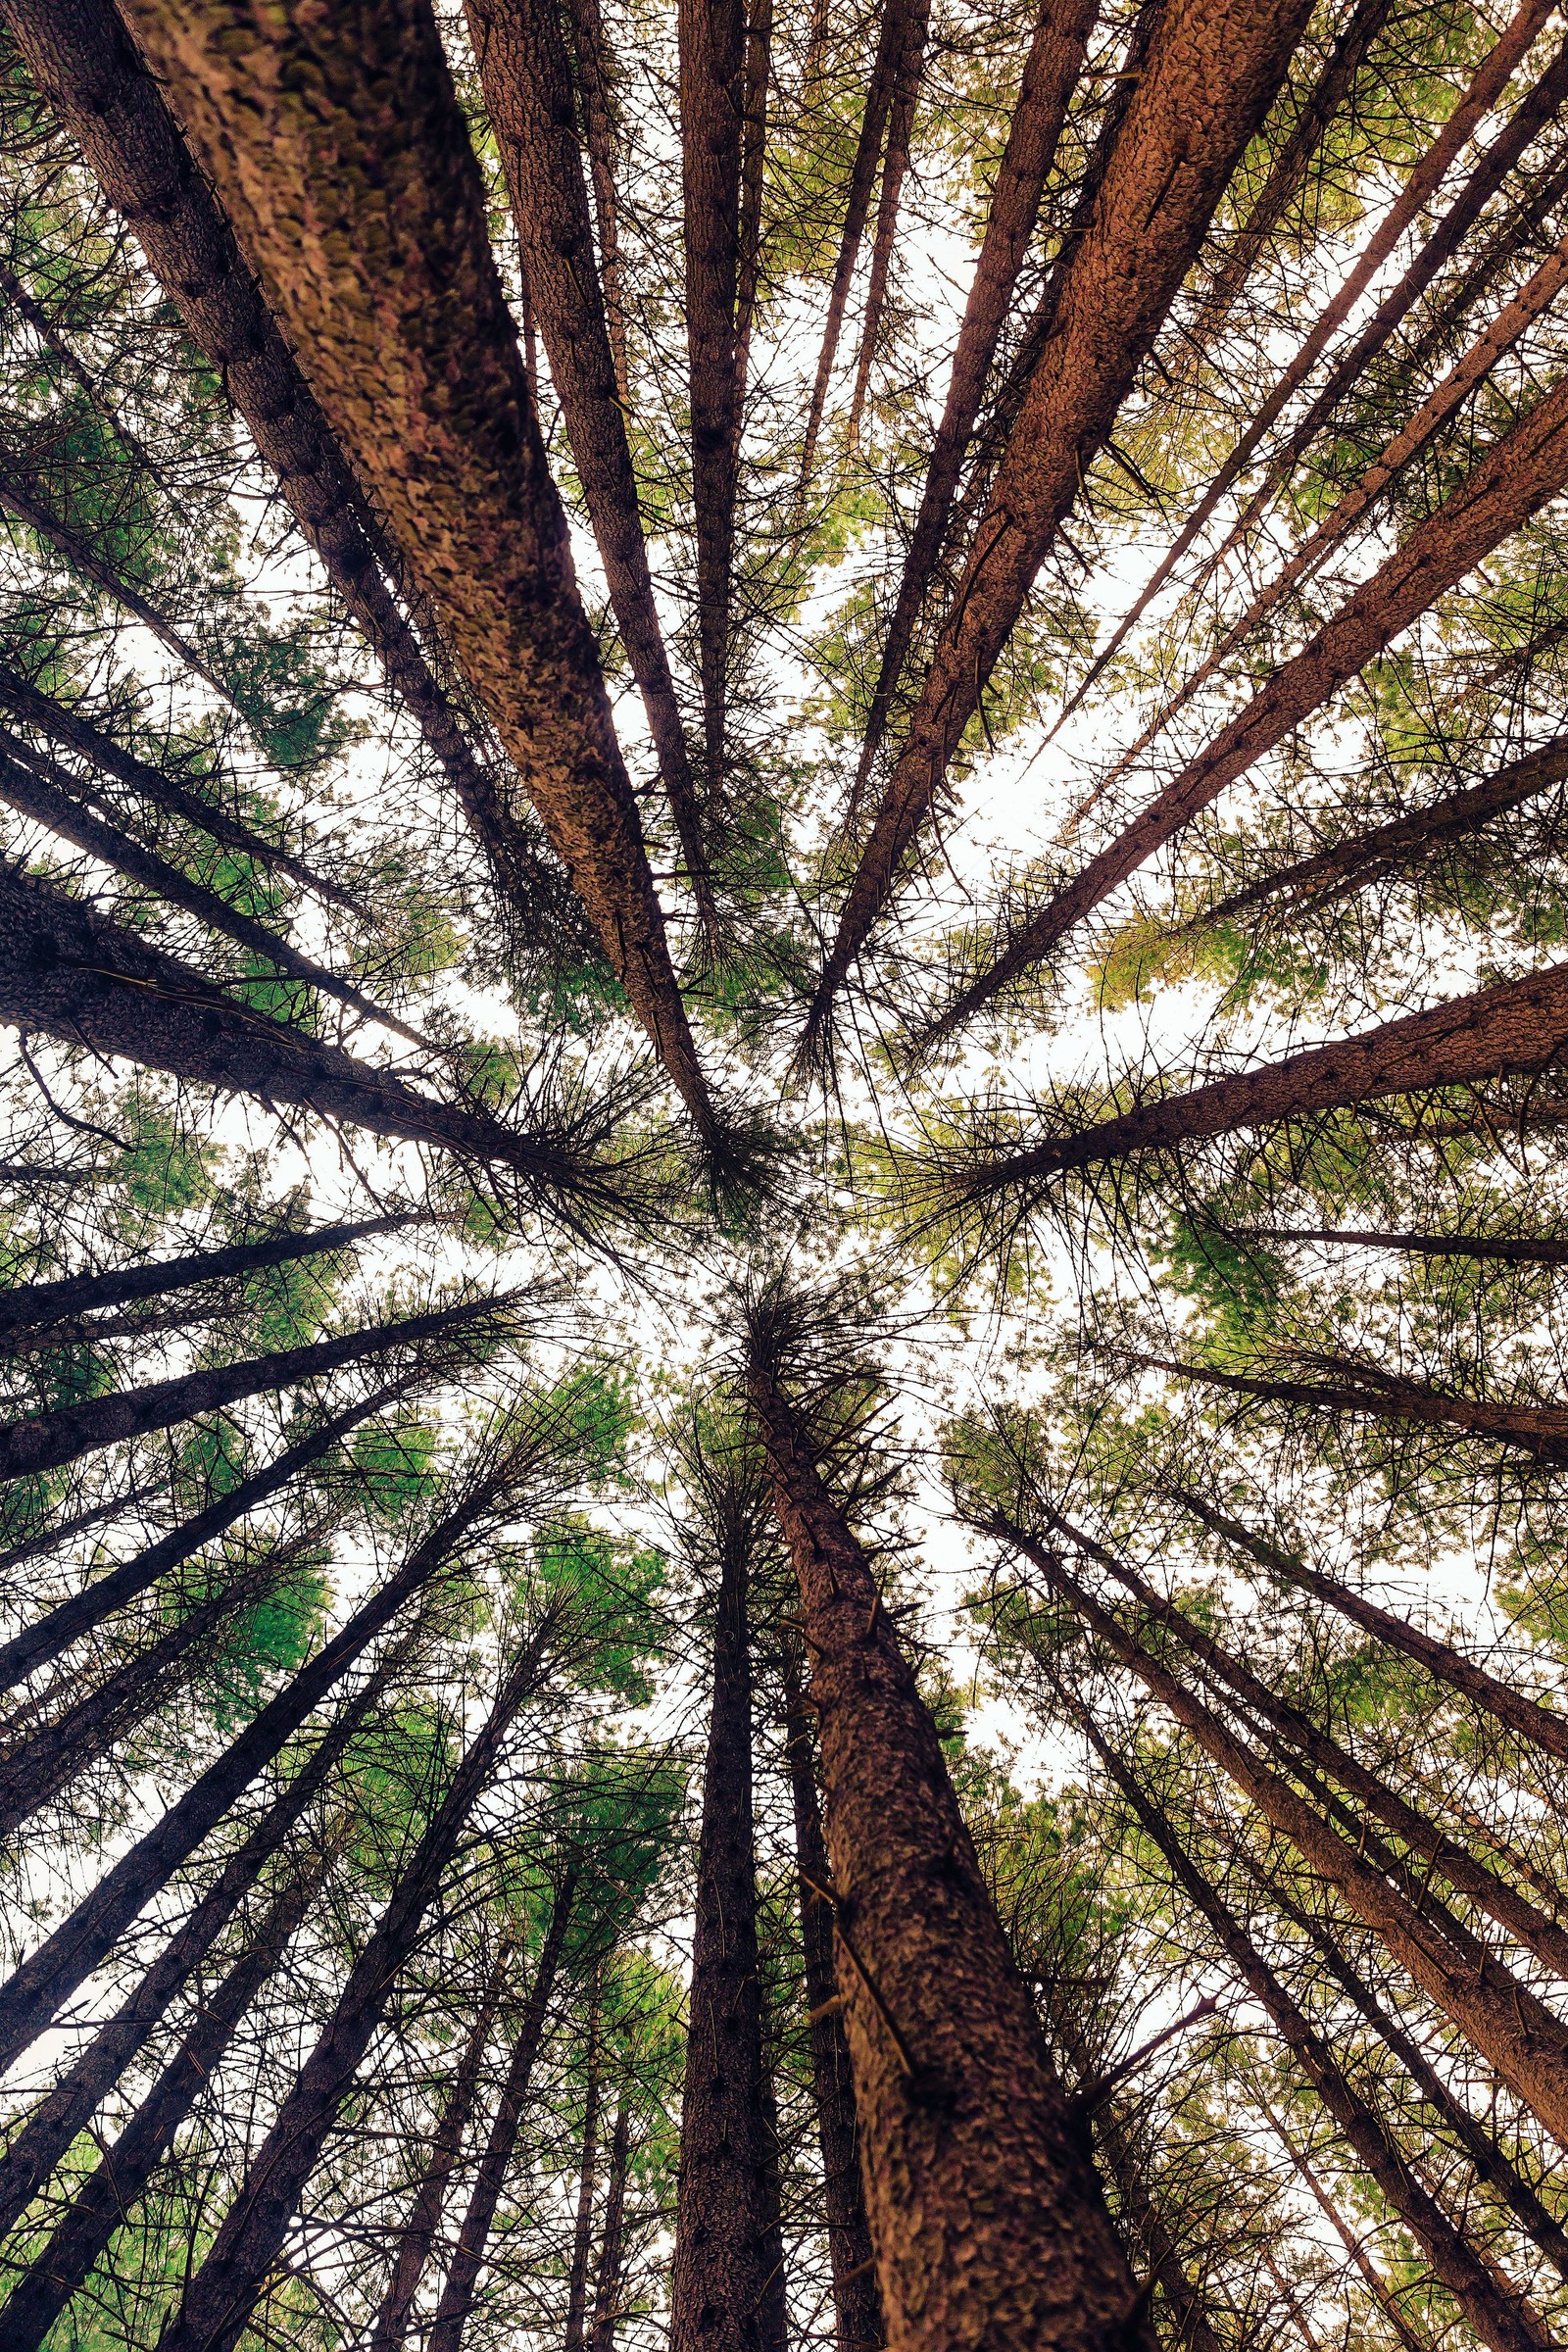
[0,1482,153,1581]
[782,1649,883,2351]
[1168,1484,1568,1769]
[1004,1541,1568,2152]
[563,1984,603,2352]
[845,0,930,447]
[733,0,772,412]
[463,0,717,946]
[118,0,718,1142]
[588,2098,630,2352]
[746,1312,1151,2352]
[368,1944,514,2352]
[562,0,628,402]
[1258,2095,1435,2352]
[0,1288,514,1487]
[669,1525,787,2352]
[853,0,1095,791]
[0,1439,563,2072]
[678,0,746,781]
[152,1627,563,2352]
[425,1870,580,2352]
[943,957,1568,1200]
[804,0,1316,1054]
[0,1370,417,1690]
[0,859,619,1212]
[1091,2099,1227,2352]
[1223,1222,1568,1267]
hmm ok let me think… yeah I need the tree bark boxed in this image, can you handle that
[845,0,930,447]
[117,0,719,1141]
[733,0,772,413]
[1257,2095,1435,2352]
[563,1984,603,2352]
[152,1627,562,2352]
[804,0,1316,1053]
[782,1648,883,2351]
[669,1524,787,2352]
[1091,2100,1226,2352]
[942,956,1568,1200]
[425,1870,579,2352]
[853,0,1095,791]
[562,0,628,402]
[746,1312,1151,2352]
[368,1944,514,2352]
[462,0,718,946]
[587,2097,630,2352]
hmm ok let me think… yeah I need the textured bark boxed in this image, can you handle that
[0,860,614,1211]
[925,368,1568,1043]
[562,0,629,401]
[0,1373,416,1690]
[0,0,564,929]
[0,663,369,919]
[426,1874,579,2352]
[946,956,1568,1200]
[782,1652,882,2348]
[0,735,428,1045]
[368,1946,513,2352]
[733,0,772,409]
[1073,1720,1552,2352]
[678,0,747,780]
[1169,1484,1568,1767]
[154,1628,561,2352]
[588,2098,630,2352]
[463,0,717,944]
[1200,735,1568,927]
[669,1534,787,2352]
[805,0,1315,1049]
[563,1988,603,2352]
[746,1324,1151,2352]
[0,1448,556,2072]
[117,0,717,1136]
[0,1290,512,1486]
[854,0,1095,790]
[846,0,931,446]
[1010,1543,1568,2151]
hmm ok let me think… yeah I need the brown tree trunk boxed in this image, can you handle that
[562,0,628,402]
[942,956,1568,1200]
[588,2097,631,2352]
[804,0,1316,1054]
[1257,2096,1435,2352]
[845,0,930,446]
[733,0,772,410]
[669,1524,787,2352]
[1092,2101,1227,2352]
[782,1650,883,2351]
[463,0,718,946]
[853,0,1095,792]
[746,1311,1151,2352]
[563,1982,603,2352]
[426,1870,580,2352]
[119,0,719,1142]
[368,1945,514,2352]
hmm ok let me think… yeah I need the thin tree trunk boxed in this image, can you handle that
[0,1483,152,1576]
[669,1526,787,2352]
[925,364,1568,1049]
[4,0,571,937]
[563,1984,603,2352]
[0,859,620,1213]
[588,2098,630,2352]
[1168,1484,1568,1769]
[0,662,370,921]
[562,0,629,402]
[119,0,719,1142]
[1257,2095,1436,2352]
[853,0,1095,792]
[0,1372,418,1690]
[152,1627,563,2352]
[1198,735,1568,927]
[0,735,430,1046]
[425,1870,580,2352]
[781,1648,883,2351]
[845,0,930,447]
[463,0,718,947]
[733,0,772,412]
[1002,1541,1568,2151]
[746,1310,1151,2352]
[678,0,746,782]
[0,1289,514,1487]
[0,1438,564,2072]
[939,956,1568,1200]
[1092,2099,1227,2352]
[368,1943,514,2352]
[0,253,174,499]
[804,0,1316,1056]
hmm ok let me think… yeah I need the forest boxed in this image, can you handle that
[1,0,1568,2347]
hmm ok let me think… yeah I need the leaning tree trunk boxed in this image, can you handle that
[781,1649,883,2350]
[588,2097,631,2352]
[563,1984,604,2352]
[845,0,930,446]
[118,0,719,1142]
[745,1311,1151,2352]
[425,1871,580,2352]
[804,0,1316,1054]
[1260,2099,1434,2352]
[668,1528,787,2352]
